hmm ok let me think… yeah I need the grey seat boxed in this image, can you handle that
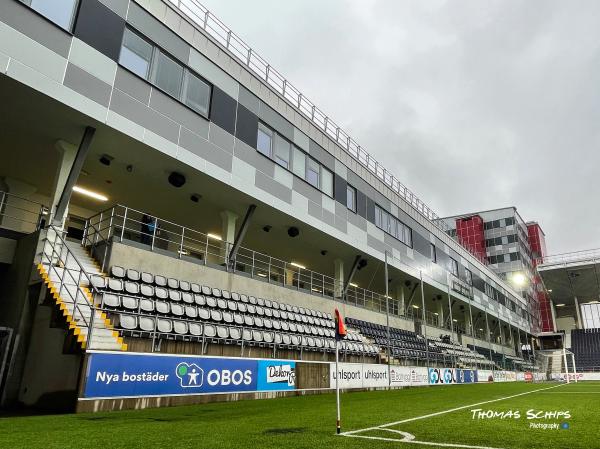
[244,315,254,327]
[227,300,237,311]
[201,285,211,296]
[307,337,316,348]
[289,322,298,333]
[126,269,140,282]
[154,275,167,287]
[292,306,299,314]
[285,304,292,312]
[231,292,240,301]
[249,296,257,305]
[242,328,252,342]
[272,320,281,330]
[291,335,301,346]
[264,308,273,318]
[190,283,201,294]
[101,293,119,308]
[263,332,274,343]
[282,334,292,346]
[263,319,273,329]
[247,305,256,315]
[222,312,233,324]
[140,284,154,297]
[252,330,264,343]
[299,307,306,315]
[171,304,184,317]
[189,322,202,337]
[139,316,155,332]
[280,311,288,320]
[302,336,309,347]
[254,317,264,328]
[255,306,264,316]
[238,303,247,313]
[155,287,168,300]
[107,278,123,292]
[124,281,139,295]
[179,280,190,291]
[232,313,243,325]
[181,292,193,304]
[204,324,217,338]
[240,294,249,303]
[156,301,170,314]
[169,290,181,302]
[274,332,282,345]
[119,314,137,330]
[157,318,172,333]
[206,297,217,308]
[198,308,210,320]
[121,295,138,310]
[221,290,231,300]
[167,278,179,289]
[272,309,280,319]
[280,321,289,332]
[212,287,222,298]
[217,299,227,310]
[210,310,222,322]
[141,272,154,284]
[194,294,206,306]
[271,300,279,309]
[257,297,265,307]
[173,320,188,335]
[91,275,106,289]
[140,298,154,312]
[185,305,197,318]
[264,299,272,308]
[230,327,242,340]
[217,326,229,339]
[111,266,125,278]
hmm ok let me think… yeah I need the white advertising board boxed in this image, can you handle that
[330,364,429,389]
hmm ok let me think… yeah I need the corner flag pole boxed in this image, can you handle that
[334,308,347,435]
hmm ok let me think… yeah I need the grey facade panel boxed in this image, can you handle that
[179,127,232,172]
[63,63,112,106]
[74,0,125,61]
[322,209,336,228]
[259,102,293,141]
[412,231,431,259]
[356,190,367,219]
[334,200,347,218]
[366,197,376,223]
[347,212,367,231]
[307,201,321,220]
[334,216,348,234]
[114,67,151,105]
[110,88,180,143]
[235,103,258,149]
[210,86,237,135]
[126,2,190,63]
[149,87,209,138]
[334,174,347,205]
[292,177,322,206]
[98,0,129,18]
[238,85,260,115]
[367,235,387,254]
[308,139,335,171]
[234,139,275,178]
[209,123,234,154]
[1,0,72,58]
[254,171,292,204]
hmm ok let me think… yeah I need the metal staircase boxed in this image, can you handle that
[37,227,126,351]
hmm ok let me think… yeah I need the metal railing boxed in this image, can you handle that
[166,1,455,232]
[538,248,600,268]
[0,190,46,234]
[83,205,403,319]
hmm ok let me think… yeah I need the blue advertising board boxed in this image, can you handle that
[455,369,478,384]
[428,368,478,385]
[83,352,258,399]
[256,360,296,391]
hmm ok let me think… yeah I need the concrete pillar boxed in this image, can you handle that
[1,177,39,232]
[397,285,405,315]
[334,258,344,299]
[436,300,444,328]
[50,140,78,226]
[220,210,238,260]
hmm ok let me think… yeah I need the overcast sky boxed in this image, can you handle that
[200,0,600,255]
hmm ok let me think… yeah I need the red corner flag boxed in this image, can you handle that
[334,308,347,340]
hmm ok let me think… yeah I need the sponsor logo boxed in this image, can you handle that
[175,361,253,388]
[176,363,204,388]
[266,364,295,387]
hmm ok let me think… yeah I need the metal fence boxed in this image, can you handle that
[0,190,46,234]
[538,248,600,268]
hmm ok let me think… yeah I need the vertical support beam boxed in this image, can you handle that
[420,270,429,369]
[384,252,391,385]
[467,296,475,352]
[334,259,344,300]
[574,296,583,329]
[220,210,238,261]
[485,309,493,371]
[447,284,454,339]
[52,127,96,225]
[228,205,256,268]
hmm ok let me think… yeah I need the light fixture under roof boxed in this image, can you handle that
[556,303,565,307]
[207,233,222,241]
[412,305,419,309]
[290,262,306,270]
[72,185,108,201]
[349,283,358,288]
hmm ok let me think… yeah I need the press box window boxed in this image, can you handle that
[450,258,459,276]
[21,0,79,31]
[292,147,306,179]
[321,167,333,197]
[274,135,291,169]
[307,158,320,189]
[120,29,154,79]
[346,185,356,212]
[430,243,436,263]
[257,124,273,158]
[152,51,184,99]
[183,72,211,117]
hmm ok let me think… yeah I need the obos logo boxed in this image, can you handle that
[176,362,204,388]
[443,368,454,384]
[176,362,253,389]
[429,369,439,384]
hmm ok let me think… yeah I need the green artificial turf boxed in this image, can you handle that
[0,381,597,449]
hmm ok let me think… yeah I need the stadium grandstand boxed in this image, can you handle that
[0,0,595,422]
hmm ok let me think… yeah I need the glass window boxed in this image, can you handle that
[465,269,472,285]
[307,158,320,188]
[257,124,273,158]
[321,167,333,197]
[346,185,356,212]
[120,29,154,79]
[404,226,412,247]
[183,72,211,117]
[274,135,291,169]
[450,258,459,276]
[430,244,436,263]
[375,206,382,228]
[24,0,78,30]
[292,147,306,178]
[152,51,184,98]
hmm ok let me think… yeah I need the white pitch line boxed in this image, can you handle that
[340,383,565,436]
[345,430,505,449]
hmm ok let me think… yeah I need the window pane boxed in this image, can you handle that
[184,72,211,116]
[375,206,382,227]
[292,147,306,178]
[28,0,78,30]
[346,186,356,211]
[274,135,291,169]
[307,158,320,188]
[153,51,183,98]
[120,29,153,79]
[257,125,272,157]
[321,167,333,196]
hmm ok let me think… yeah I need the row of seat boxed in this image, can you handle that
[116,314,379,355]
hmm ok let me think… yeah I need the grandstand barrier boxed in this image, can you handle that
[554,372,600,382]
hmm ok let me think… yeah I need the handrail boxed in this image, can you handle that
[0,190,46,233]
[538,248,600,267]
